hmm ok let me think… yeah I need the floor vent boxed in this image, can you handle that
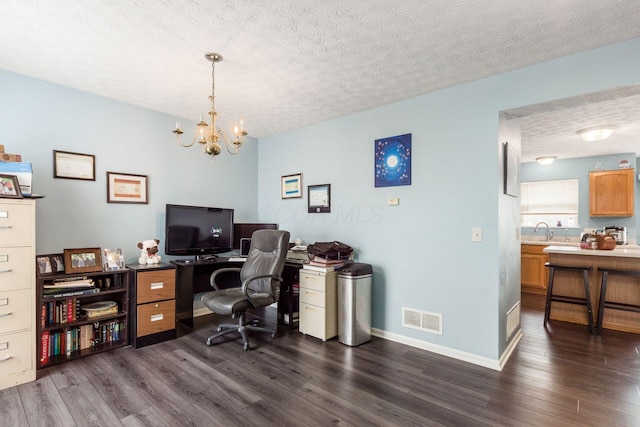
[506,301,521,339]
[402,307,442,335]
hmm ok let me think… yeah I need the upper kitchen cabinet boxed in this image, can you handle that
[589,169,634,217]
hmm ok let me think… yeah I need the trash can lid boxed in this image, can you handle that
[338,262,372,276]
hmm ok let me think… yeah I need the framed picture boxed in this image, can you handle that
[308,184,331,213]
[281,173,302,199]
[63,248,103,274]
[0,174,22,199]
[53,150,96,181]
[375,133,412,188]
[102,248,125,271]
[503,142,519,197]
[107,172,148,204]
[36,253,65,277]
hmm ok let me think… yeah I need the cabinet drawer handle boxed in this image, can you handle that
[0,355,11,362]
[150,282,164,290]
[305,306,317,313]
[0,312,11,317]
[150,314,164,322]
[0,269,11,274]
[0,226,12,230]
[305,291,316,297]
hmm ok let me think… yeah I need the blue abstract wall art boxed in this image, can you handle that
[374,133,412,187]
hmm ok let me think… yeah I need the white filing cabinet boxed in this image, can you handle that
[0,199,36,390]
[299,269,337,341]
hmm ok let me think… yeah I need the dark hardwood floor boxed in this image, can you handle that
[3,293,640,426]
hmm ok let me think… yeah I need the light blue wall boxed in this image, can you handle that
[258,37,640,362]
[521,154,638,241]
[1,69,259,263]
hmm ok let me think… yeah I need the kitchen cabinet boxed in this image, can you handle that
[521,244,548,295]
[589,169,634,217]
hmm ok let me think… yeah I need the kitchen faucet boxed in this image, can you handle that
[534,222,554,241]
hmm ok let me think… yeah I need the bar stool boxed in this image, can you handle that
[543,263,594,334]
[596,267,640,335]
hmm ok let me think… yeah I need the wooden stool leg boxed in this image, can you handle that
[543,266,555,327]
[582,269,594,334]
[596,271,609,335]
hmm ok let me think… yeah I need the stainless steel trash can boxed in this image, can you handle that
[338,263,373,346]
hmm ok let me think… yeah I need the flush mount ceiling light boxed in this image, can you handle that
[576,125,617,142]
[536,156,557,165]
[172,52,247,158]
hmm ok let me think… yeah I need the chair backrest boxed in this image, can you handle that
[240,229,290,302]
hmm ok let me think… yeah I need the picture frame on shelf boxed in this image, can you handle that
[0,174,22,199]
[63,248,103,274]
[107,171,148,204]
[53,150,96,181]
[281,173,302,199]
[36,253,65,276]
[102,248,125,271]
[308,184,331,213]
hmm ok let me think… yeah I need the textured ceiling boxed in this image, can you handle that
[1,1,640,157]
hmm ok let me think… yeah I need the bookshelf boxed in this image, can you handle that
[36,268,129,369]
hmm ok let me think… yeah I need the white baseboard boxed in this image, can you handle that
[372,327,522,371]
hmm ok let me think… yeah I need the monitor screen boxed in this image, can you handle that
[165,204,234,256]
[233,223,278,249]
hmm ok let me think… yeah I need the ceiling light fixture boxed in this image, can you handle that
[576,125,617,142]
[172,52,247,157]
[536,156,557,165]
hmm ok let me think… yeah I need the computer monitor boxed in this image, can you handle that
[233,223,278,249]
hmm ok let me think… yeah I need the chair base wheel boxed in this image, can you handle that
[206,338,213,346]
[243,343,250,351]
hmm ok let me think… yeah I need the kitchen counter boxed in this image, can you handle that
[543,246,640,333]
[544,245,640,258]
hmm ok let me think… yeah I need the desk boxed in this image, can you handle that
[171,258,302,330]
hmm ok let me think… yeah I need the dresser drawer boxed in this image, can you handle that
[137,270,175,304]
[299,287,326,307]
[0,329,34,380]
[300,271,328,292]
[136,300,175,337]
[299,302,326,338]
[0,289,32,333]
[0,247,33,292]
[0,202,34,247]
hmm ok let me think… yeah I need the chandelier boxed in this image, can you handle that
[172,52,247,157]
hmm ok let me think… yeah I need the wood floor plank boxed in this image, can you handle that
[57,381,123,427]
[17,374,76,427]
[0,387,29,427]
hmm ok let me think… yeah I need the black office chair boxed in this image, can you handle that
[201,229,290,351]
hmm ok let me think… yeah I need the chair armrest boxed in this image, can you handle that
[210,267,242,290]
[241,274,283,306]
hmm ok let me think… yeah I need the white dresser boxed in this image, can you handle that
[299,269,337,341]
[0,199,36,390]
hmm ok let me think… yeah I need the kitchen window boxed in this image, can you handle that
[521,179,579,228]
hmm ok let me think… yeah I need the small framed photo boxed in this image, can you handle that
[36,254,65,277]
[308,184,331,213]
[281,173,302,199]
[0,174,22,199]
[53,150,96,181]
[107,172,148,204]
[102,248,125,271]
[63,248,103,274]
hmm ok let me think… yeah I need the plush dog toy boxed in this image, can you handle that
[138,239,161,264]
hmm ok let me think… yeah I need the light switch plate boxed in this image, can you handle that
[472,227,483,242]
[387,197,399,206]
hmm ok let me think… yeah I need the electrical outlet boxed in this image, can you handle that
[472,227,483,242]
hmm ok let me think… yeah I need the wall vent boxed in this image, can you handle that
[402,307,442,335]
[506,301,521,339]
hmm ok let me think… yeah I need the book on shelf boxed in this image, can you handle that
[43,287,99,299]
[44,279,94,289]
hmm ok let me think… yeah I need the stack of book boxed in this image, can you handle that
[43,277,97,297]
[304,256,347,272]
